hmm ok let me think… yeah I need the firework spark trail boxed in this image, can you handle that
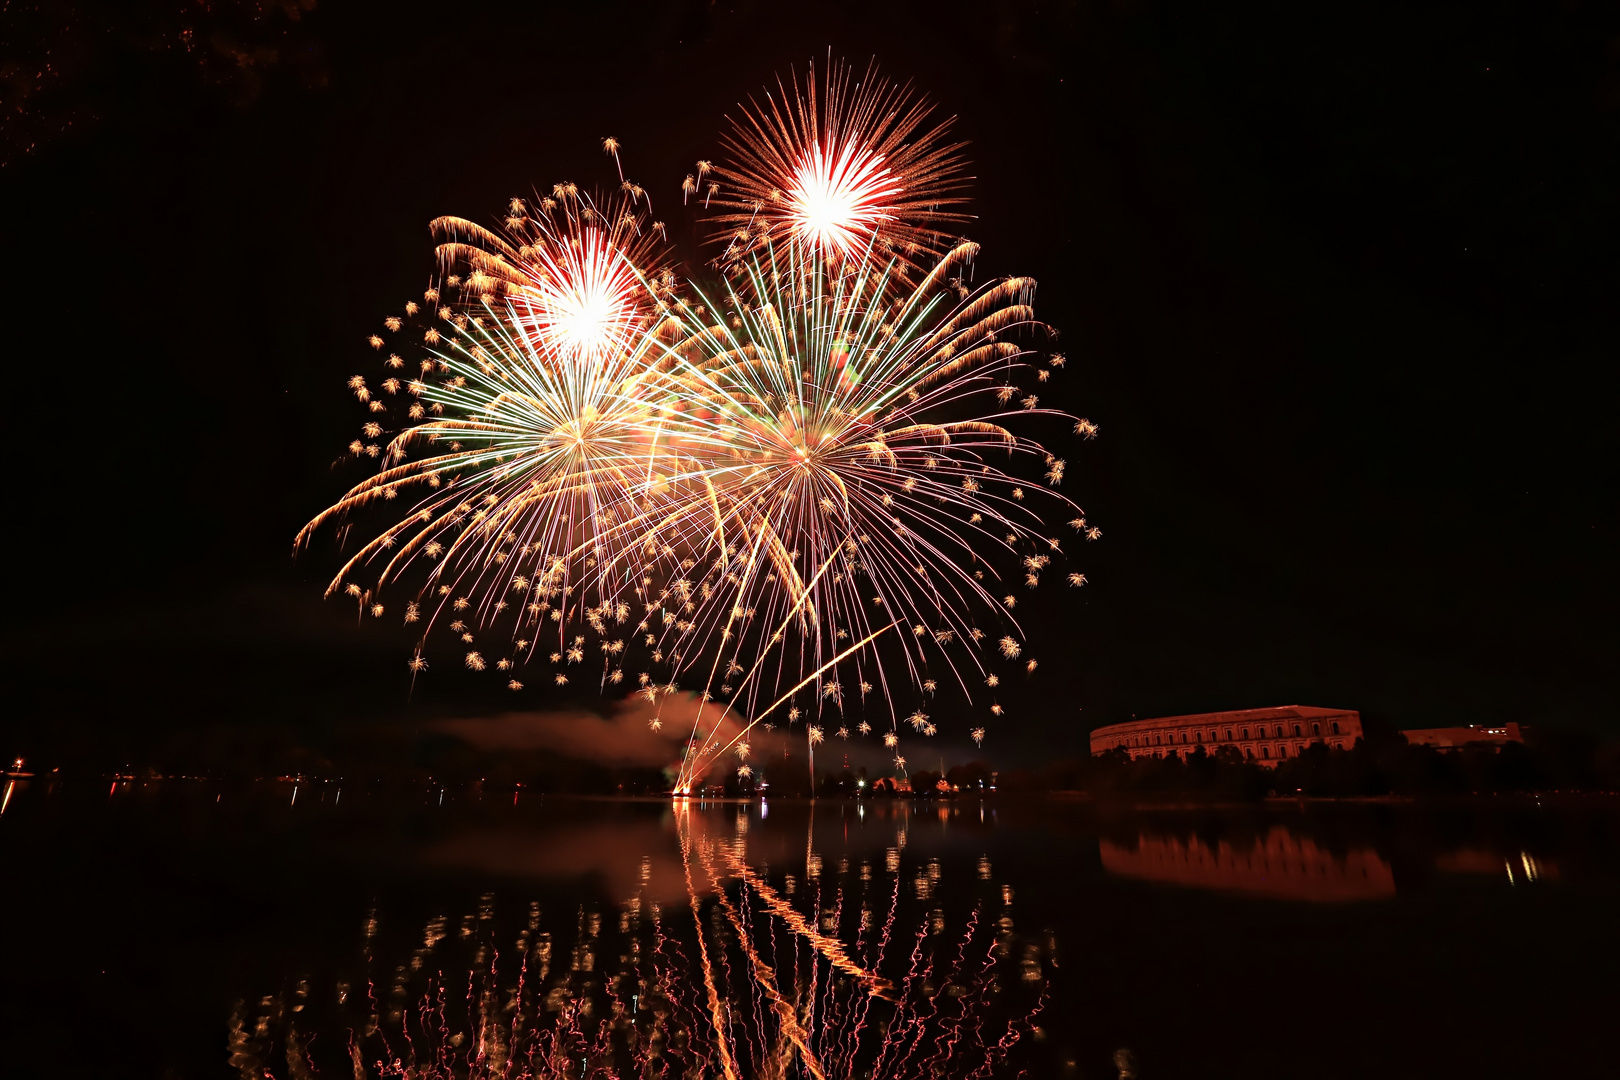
[943,907,989,1059]
[650,911,713,1076]
[397,984,421,1077]
[706,893,743,1071]
[477,945,502,1074]
[718,846,892,998]
[673,521,781,776]
[423,978,444,1074]
[861,919,926,1080]
[344,1032,365,1079]
[651,911,705,1071]
[678,810,741,1080]
[459,973,478,1075]
[733,878,774,1072]
[913,905,984,1077]
[844,847,908,1071]
[584,1016,615,1078]
[870,919,943,1078]
[770,877,815,1076]
[727,865,774,1075]
[700,842,828,1080]
[801,879,826,1064]
[973,986,1048,1080]
[954,930,1017,1080]
[671,529,869,773]
[677,625,892,792]
[819,888,864,1075]
[361,947,394,1073]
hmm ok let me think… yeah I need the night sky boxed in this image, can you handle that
[2,0,1615,767]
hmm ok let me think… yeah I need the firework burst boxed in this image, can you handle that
[296,189,727,682]
[432,186,667,366]
[299,62,1098,789]
[653,238,1080,788]
[708,57,971,273]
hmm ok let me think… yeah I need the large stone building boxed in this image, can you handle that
[1088,705,1362,768]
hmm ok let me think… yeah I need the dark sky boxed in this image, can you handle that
[2,0,1615,764]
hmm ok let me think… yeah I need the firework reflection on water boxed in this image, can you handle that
[230,804,1050,1079]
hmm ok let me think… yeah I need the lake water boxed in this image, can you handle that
[3,782,1617,1078]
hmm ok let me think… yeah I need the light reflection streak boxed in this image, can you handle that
[717,844,893,998]
[233,808,1047,1078]
[678,807,741,1080]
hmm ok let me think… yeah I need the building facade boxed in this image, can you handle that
[1088,705,1362,768]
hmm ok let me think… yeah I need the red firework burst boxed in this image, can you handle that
[707,57,972,272]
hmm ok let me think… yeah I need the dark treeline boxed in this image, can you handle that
[14,720,1620,800]
[20,720,671,795]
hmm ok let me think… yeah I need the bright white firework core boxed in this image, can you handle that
[786,141,902,255]
[518,227,640,363]
[551,283,616,356]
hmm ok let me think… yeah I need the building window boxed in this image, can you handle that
[1226,728,1234,740]
[1312,723,1321,736]
[1331,721,1340,735]
[1258,726,1268,738]
[1195,730,1202,742]
[1242,727,1250,739]
[1260,746,1270,759]
[1293,724,1302,736]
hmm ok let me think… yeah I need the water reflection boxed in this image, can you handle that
[3,782,1618,1078]
[1100,827,1397,901]
[232,801,1048,1079]
[1436,847,1556,884]
[1099,816,1562,901]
